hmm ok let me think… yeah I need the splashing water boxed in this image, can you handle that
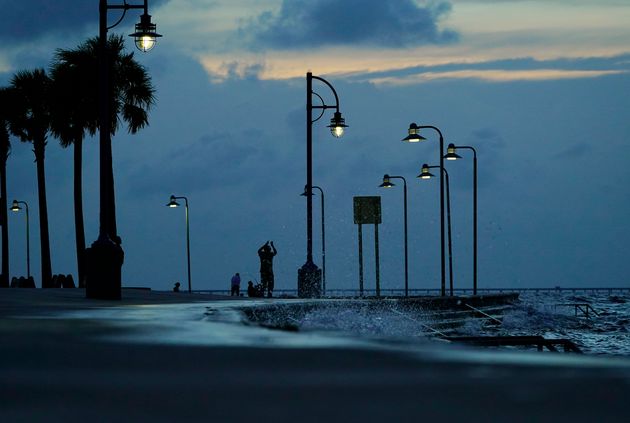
[233,292,630,356]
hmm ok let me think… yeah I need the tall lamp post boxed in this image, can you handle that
[402,123,446,296]
[299,72,347,298]
[167,195,191,293]
[10,200,30,279]
[301,185,326,295]
[418,164,455,296]
[444,143,478,295]
[87,0,161,300]
[379,174,409,297]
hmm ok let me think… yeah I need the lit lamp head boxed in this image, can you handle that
[129,13,162,52]
[379,174,395,188]
[402,123,427,143]
[328,111,348,138]
[417,164,434,180]
[166,195,180,208]
[10,200,21,212]
[444,143,462,160]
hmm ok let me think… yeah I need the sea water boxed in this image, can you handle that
[488,291,630,356]
[273,291,630,356]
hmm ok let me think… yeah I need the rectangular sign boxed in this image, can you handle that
[353,196,382,225]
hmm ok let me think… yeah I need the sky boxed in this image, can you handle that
[1,0,629,292]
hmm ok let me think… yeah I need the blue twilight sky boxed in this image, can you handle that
[0,0,629,291]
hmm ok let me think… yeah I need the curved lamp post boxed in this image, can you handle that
[402,123,446,296]
[379,174,409,297]
[87,0,162,300]
[301,185,326,295]
[299,72,347,298]
[10,200,30,279]
[418,164,454,296]
[166,195,191,293]
[445,143,478,295]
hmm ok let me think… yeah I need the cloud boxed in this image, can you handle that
[367,69,628,85]
[0,0,171,43]
[201,60,267,83]
[238,0,458,50]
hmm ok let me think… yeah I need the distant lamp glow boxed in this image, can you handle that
[10,200,21,212]
[444,143,462,160]
[166,195,179,208]
[327,111,348,138]
[379,174,395,188]
[129,13,162,52]
[418,164,435,179]
[402,123,427,143]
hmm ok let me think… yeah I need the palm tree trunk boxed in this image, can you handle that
[106,139,117,240]
[73,135,86,287]
[34,141,52,288]
[0,157,9,288]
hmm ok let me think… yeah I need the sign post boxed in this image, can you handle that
[353,196,382,297]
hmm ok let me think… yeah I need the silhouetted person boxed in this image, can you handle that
[258,241,277,297]
[231,272,241,296]
[247,281,255,297]
[173,282,181,292]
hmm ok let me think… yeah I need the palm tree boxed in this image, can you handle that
[102,34,155,238]
[0,87,12,288]
[48,34,155,286]
[8,69,53,289]
[49,47,97,288]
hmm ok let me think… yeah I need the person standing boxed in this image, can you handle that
[258,241,277,297]
[230,272,241,296]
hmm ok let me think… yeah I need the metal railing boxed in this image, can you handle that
[194,287,630,297]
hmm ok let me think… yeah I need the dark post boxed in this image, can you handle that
[9,200,31,282]
[87,0,158,299]
[448,144,477,295]
[420,127,446,297]
[358,224,363,296]
[353,196,381,297]
[298,72,321,298]
[298,72,345,298]
[166,195,192,293]
[184,198,191,293]
[472,150,478,295]
[402,181,407,296]
[423,165,454,296]
[313,186,326,295]
[381,175,408,296]
[86,0,123,300]
[24,203,30,279]
[405,125,446,296]
[375,223,380,297]
[443,168,453,296]
[0,182,8,288]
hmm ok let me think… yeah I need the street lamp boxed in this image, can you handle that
[444,142,478,295]
[166,195,191,293]
[379,174,409,297]
[129,11,162,52]
[301,185,326,295]
[402,123,446,296]
[87,0,162,300]
[418,164,455,296]
[10,200,30,279]
[299,72,347,298]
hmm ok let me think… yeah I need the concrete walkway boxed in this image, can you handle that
[1,288,629,422]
